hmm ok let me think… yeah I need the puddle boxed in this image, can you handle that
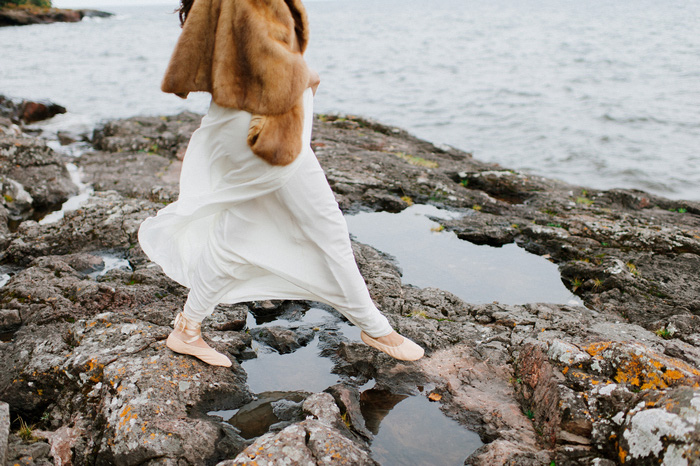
[242,335,338,394]
[39,163,93,225]
[215,306,482,464]
[241,307,346,393]
[361,388,482,466]
[209,391,307,439]
[346,204,582,306]
[87,252,132,279]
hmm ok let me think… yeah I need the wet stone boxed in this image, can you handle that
[326,384,372,440]
[249,325,315,354]
[213,391,308,440]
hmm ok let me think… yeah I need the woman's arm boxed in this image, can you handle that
[308,69,320,95]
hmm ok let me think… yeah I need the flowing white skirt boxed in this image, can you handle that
[138,89,392,337]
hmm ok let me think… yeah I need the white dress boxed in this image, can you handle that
[138,89,393,337]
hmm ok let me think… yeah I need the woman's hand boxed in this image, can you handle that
[308,69,320,95]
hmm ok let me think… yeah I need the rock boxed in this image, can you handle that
[0,308,21,334]
[325,384,372,439]
[77,150,181,204]
[1,176,34,219]
[271,398,304,422]
[5,433,52,466]
[223,419,377,466]
[77,9,114,18]
[250,325,315,354]
[0,311,252,464]
[0,7,82,27]
[91,112,201,160]
[62,252,105,274]
[302,393,342,428]
[18,100,66,124]
[0,203,9,245]
[56,131,77,146]
[205,303,248,332]
[0,135,76,211]
[2,191,160,266]
[619,387,700,465]
[35,425,80,466]
[0,402,8,466]
[516,343,592,447]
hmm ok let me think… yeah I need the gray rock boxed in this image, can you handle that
[250,326,315,354]
[0,136,76,210]
[1,176,34,218]
[91,112,201,160]
[619,387,700,465]
[223,420,377,466]
[325,384,372,440]
[0,309,21,334]
[302,393,342,428]
[271,399,303,421]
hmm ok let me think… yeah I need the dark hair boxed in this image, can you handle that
[178,0,194,26]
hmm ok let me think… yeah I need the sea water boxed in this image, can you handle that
[1,0,698,200]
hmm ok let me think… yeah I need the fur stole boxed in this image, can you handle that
[161,0,310,165]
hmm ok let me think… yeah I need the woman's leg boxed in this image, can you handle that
[167,214,234,367]
[273,153,394,337]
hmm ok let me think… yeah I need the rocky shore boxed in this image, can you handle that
[0,96,698,465]
[0,6,112,27]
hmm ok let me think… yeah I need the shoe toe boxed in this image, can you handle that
[361,331,425,361]
[167,333,232,367]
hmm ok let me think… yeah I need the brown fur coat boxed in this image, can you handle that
[162,0,310,165]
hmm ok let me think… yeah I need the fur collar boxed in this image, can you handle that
[162,0,311,165]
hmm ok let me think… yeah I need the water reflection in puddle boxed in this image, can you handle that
[362,389,482,466]
[210,391,307,439]
[219,307,482,464]
[242,336,337,394]
[346,204,582,306]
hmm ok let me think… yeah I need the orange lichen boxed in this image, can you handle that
[585,341,612,357]
[619,446,627,463]
[664,369,685,381]
[118,406,138,429]
[585,341,700,391]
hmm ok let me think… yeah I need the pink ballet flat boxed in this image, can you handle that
[166,313,232,367]
[361,331,425,361]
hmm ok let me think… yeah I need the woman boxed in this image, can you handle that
[138,0,424,367]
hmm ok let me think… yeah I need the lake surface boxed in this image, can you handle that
[1,0,698,200]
